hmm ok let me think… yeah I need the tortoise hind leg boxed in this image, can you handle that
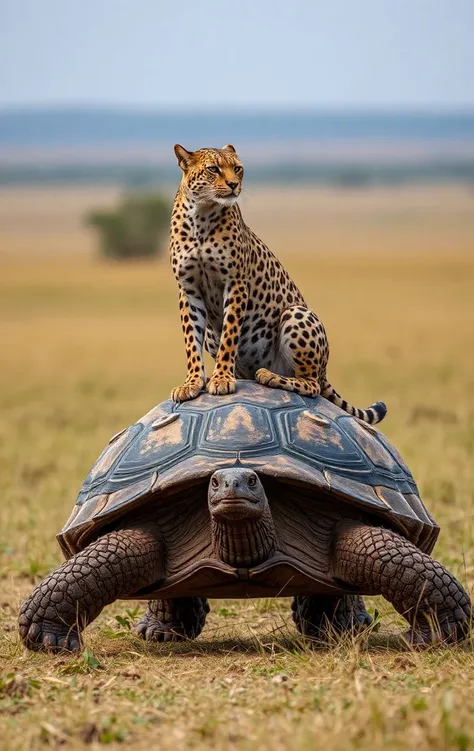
[292,594,372,641]
[332,521,472,646]
[136,598,210,643]
[19,525,163,652]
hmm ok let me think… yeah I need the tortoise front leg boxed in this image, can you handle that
[331,521,472,645]
[292,594,372,641]
[136,597,210,643]
[19,525,163,652]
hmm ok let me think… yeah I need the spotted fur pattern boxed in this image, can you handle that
[170,144,386,423]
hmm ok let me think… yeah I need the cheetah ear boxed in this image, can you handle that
[174,144,194,170]
[222,144,236,153]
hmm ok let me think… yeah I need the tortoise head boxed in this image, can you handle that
[208,469,267,522]
[208,469,277,567]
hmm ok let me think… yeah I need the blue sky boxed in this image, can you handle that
[1,0,473,109]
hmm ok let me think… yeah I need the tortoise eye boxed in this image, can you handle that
[211,475,220,489]
[234,165,243,175]
[248,474,257,487]
[207,165,220,174]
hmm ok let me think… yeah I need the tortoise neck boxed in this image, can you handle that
[211,510,277,568]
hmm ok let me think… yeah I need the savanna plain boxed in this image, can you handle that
[1,185,474,750]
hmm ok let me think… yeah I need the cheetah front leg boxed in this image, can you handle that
[208,278,248,396]
[171,286,207,402]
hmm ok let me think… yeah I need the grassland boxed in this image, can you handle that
[1,185,474,750]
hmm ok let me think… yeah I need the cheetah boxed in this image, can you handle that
[169,144,386,424]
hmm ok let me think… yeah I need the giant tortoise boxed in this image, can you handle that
[19,381,471,651]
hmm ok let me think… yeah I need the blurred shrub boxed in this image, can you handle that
[86,193,170,260]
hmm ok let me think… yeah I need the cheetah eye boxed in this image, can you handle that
[234,165,243,175]
[207,165,220,174]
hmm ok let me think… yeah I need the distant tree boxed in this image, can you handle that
[86,193,170,260]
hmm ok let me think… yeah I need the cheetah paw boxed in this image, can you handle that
[255,368,280,387]
[171,380,204,402]
[207,375,236,396]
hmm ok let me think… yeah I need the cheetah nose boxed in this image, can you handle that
[226,181,238,191]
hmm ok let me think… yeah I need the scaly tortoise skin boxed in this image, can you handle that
[19,382,472,651]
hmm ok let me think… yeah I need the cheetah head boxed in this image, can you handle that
[174,144,243,207]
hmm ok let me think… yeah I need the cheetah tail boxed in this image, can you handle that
[321,381,387,424]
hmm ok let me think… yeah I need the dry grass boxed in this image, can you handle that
[1,186,474,749]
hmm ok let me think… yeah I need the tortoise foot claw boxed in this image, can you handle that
[292,594,372,642]
[19,615,81,652]
[19,581,83,652]
[332,596,373,633]
[136,613,188,643]
[404,617,472,648]
[137,598,209,643]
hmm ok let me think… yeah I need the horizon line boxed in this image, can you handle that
[1,104,474,116]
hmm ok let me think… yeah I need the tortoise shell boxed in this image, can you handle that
[59,381,438,570]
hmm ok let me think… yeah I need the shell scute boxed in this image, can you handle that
[99,412,201,494]
[202,404,275,451]
[338,417,400,475]
[77,423,143,504]
[280,408,366,471]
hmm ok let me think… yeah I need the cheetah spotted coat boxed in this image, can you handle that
[169,144,386,424]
